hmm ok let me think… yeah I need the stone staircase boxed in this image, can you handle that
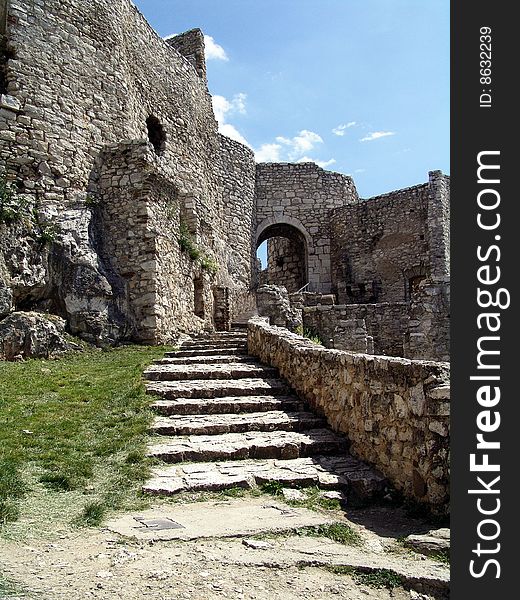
[142,331,386,500]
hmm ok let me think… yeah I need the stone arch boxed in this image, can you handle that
[255,215,313,250]
[255,216,313,293]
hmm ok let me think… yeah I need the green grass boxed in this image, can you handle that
[326,566,404,589]
[294,325,323,345]
[255,522,362,546]
[0,345,169,534]
[297,523,362,545]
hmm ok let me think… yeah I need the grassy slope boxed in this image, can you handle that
[0,345,169,533]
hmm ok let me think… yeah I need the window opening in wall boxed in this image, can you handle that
[193,276,205,318]
[146,115,166,155]
[407,275,425,301]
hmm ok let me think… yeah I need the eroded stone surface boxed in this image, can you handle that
[146,378,290,399]
[0,311,82,360]
[147,428,348,463]
[151,410,325,435]
[150,395,306,416]
[144,456,385,498]
[144,363,278,381]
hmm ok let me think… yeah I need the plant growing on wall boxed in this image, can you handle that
[0,177,30,224]
[0,173,60,244]
[178,220,219,275]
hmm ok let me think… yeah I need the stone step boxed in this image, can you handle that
[150,395,307,416]
[165,347,248,358]
[147,429,348,463]
[197,333,248,341]
[146,378,291,400]
[142,456,386,500]
[181,340,247,349]
[144,363,278,382]
[150,411,326,436]
[154,355,258,366]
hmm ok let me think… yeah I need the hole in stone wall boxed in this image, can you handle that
[407,275,425,301]
[193,276,205,318]
[146,115,166,155]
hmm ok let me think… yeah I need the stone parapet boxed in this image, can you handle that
[247,319,450,513]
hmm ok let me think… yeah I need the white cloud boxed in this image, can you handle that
[354,168,366,173]
[275,130,323,159]
[360,131,396,142]
[212,95,231,124]
[163,33,177,40]
[255,129,335,166]
[212,93,247,123]
[332,122,357,136]
[219,123,251,147]
[255,143,283,162]
[212,93,251,148]
[297,156,336,169]
[204,35,228,61]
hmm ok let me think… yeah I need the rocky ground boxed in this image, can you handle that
[0,496,449,600]
[0,332,449,599]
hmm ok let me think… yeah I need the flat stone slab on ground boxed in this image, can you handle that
[404,528,450,556]
[106,497,336,541]
[143,455,385,497]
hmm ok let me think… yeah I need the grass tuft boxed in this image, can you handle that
[0,499,20,525]
[77,501,106,527]
[298,523,362,546]
[260,480,284,496]
[326,566,404,589]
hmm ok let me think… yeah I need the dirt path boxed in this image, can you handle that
[0,498,448,600]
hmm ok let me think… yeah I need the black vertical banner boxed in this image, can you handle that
[452,2,518,598]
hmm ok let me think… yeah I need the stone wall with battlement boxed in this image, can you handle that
[248,319,450,513]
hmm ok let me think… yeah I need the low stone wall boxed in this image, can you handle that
[303,303,410,357]
[247,320,450,513]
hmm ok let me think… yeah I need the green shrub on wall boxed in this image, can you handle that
[178,220,219,275]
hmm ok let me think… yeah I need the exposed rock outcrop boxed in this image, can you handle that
[0,311,82,360]
[256,285,302,331]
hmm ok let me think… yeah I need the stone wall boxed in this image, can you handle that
[216,134,257,319]
[304,303,410,357]
[0,0,254,342]
[255,163,359,293]
[165,29,206,82]
[266,236,306,293]
[248,320,450,513]
[330,183,431,304]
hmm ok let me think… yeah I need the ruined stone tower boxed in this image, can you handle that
[0,0,449,361]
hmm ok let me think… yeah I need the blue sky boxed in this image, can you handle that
[134,0,449,199]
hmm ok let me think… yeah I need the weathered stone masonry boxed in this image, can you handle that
[1,0,449,362]
[248,320,450,513]
[0,0,256,343]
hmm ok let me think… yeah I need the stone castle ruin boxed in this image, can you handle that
[0,0,449,362]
